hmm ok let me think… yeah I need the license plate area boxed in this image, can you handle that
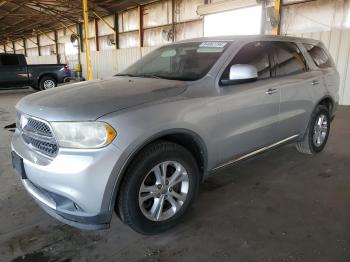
[11,151,27,179]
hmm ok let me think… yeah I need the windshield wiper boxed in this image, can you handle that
[115,73,138,77]
[115,73,163,79]
[137,74,163,79]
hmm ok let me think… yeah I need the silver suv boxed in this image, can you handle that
[11,36,339,234]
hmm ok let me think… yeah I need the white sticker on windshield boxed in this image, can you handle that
[199,42,227,48]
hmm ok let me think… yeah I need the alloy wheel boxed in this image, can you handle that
[43,79,55,89]
[313,114,328,147]
[138,161,189,221]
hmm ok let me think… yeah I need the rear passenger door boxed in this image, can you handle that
[271,41,324,140]
[303,43,339,107]
[0,55,28,88]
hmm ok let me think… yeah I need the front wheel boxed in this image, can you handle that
[296,104,330,154]
[39,76,57,90]
[117,141,200,234]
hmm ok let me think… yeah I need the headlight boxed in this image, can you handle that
[51,122,117,149]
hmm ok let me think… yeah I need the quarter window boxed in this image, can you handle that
[303,43,334,68]
[272,42,308,77]
[1,55,19,66]
[222,41,272,81]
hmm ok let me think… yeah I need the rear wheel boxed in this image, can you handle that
[39,76,57,90]
[117,141,199,234]
[296,105,330,154]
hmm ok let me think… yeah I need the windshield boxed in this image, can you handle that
[119,41,230,81]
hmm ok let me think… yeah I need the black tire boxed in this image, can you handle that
[296,105,330,154]
[117,141,200,235]
[39,76,57,90]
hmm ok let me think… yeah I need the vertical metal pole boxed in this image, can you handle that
[37,35,41,56]
[23,38,27,57]
[3,44,6,54]
[114,13,119,49]
[78,23,84,53]
[260,1,266,35]
[138,5,143,47]
[171,0,175,42]
[76,24,82,66]
[54,30,60,63]
[82,0,93,80]
[95,18,99,51]
[12,41,16,54]
[272,0,281,35]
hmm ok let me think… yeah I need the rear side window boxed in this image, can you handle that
[272,42,308,77]
[222,41,272,80]
[303,43,334,68]
[1,55,19,66]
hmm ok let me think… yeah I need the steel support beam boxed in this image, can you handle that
[23,38,27,57]
[54,30,60,63]
[78,23,84,53]
[260,0,266,35]
[76,24,82,65]
[95,18,99,51]
[93,11,114,31]
[114,13,119,49]
[171,0,176,42]
[36,34,41,56]
[138,5,144,47]
[82,0,93,80]
[272,0,281,35]
[12,41,16,54]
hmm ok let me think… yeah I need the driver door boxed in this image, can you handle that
[215,41,281,165]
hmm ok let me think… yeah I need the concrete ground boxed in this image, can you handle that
[0,88,349,262]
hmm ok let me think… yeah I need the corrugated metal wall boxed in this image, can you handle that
[81,46,160,79]
[294,29,350,105]
[282,0,350,105]
[291,30,350,105]
[26,55,57,65]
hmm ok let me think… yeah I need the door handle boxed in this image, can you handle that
[265,88,278,95]
[312,80,320,86]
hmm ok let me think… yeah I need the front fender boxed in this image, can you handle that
[98,97,220,214]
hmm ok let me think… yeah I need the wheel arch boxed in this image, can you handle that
[315,95,335,115]
[110,128,208,218]
[301,95,335,139]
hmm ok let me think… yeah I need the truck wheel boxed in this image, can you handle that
[39,76,57,90]
[296,105,330,154]
[117,141,200,234]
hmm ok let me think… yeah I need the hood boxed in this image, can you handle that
[16,77,187,121]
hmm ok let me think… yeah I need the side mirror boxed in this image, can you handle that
[221,64,258,86]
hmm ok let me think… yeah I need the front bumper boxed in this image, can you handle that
[11,129,123,230]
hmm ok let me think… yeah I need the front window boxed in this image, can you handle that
[221,41,272,81]
[119,41,230,81]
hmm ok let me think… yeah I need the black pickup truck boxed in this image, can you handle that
[0,53,70,90]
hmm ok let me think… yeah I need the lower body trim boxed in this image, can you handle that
[212,134,300,171]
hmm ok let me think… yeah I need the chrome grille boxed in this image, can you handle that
[20,115,58,157]
[22,134,58,156]
[26,118,52,137]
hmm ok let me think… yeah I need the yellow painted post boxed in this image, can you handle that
[82,0,93,80]
[272,0,281,35]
